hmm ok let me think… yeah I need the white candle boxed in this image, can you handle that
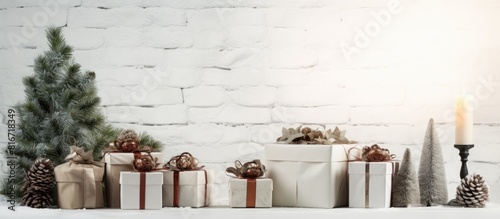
[455,95,473,145]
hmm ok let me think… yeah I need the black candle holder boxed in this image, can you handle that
[454,144,474,179]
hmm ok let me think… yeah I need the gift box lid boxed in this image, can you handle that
[55,162,104,182]
[120,172,163,185]
[164,170,214,186]
[104,152,163,165]
[229,178,273,191]
[265,144,359,162]
[348,162,397,175]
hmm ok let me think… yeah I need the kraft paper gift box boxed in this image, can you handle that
[229,178,273,208]
[348,161,400,208]
[264,144,359,208]
[104,152,163,208]
[54,162,104,209]
[120,171,163,210]
[162,169,214,207]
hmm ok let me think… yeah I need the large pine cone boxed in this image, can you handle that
[456,173,489,208]
[21,158,55,208]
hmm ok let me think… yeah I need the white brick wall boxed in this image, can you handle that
[1,0,500,205]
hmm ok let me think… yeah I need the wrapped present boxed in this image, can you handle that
[162,152,213,207]
[348,161,400,208]
[226,160,272,208]
[120,171,163,210]
[54,146,104,209]
[229,178,273,208]
[104,151,163,208]
[264,143,359,208]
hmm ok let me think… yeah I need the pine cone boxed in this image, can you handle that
[21,158,55,208]
[456,173,489,208]
[115,129,139,152]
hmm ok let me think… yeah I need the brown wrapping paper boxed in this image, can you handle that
[54,162,104,209]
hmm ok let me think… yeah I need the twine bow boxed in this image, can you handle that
[226,160,266,179]
[362,144,396,162]
[163,152,204,171]
[66,146,103,166]
[132,152,160,172]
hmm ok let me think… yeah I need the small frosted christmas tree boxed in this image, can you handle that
[392,148,420,207]
[1,27,162,202]
[418,118,448,206]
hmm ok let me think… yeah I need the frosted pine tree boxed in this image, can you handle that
[418,118,448,206]
[1,27,162,201]
[392,148,420,207]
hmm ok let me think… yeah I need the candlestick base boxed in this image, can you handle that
[454,144,474,179]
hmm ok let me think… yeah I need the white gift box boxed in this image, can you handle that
[120,172,163,210]
[229,178,273,208]
[264,144,359,208]
[162,169,214,207]
[348,161,399,208]
[104,152,163,208]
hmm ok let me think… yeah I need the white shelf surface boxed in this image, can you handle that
[2,204,500,219]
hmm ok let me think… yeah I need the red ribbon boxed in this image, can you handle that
[246,179,257,208]
[139,172,146,210]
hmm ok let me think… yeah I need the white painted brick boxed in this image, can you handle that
[273,106,350,124]
[228,86,277,107]
[161,67,202,88]
[267,8,336,28]
[68,7,148,28]
[0,84,25,107]
[162,49,219,68]
[218,48,269,69]
[269,27,306,49]
[104,104,188,124]
[143,27,193,48]
[184,86,226,107]
[146,7,187,27]
[0,49,39,68]
[347,87,405,106]
[275,86,347,107]
[192,30,226,49]
[223,8,267,26]
[189,105,271,124]
[249,124,283,144]
[0,27,46,49]
[98,85,182,106]
[104,27,143,47]
[0,7,68,27]
[351,106,419,125]
[202,68,263,88]
[404,86,455,106]
[337,125,414,145]
[181,124,250,144]
[187,9,225,31]
[0,0,81,8]
[94,67,156,86]
[475,107,500,124]
[165,143,264,164]
[73,49,106,68]
[264,69,312,87]
[270,48,317,69]
[0,67,32,86]
[64,28,104,49]
[81,0,140,8]
[227,26,267,48]
[104,47,164,66]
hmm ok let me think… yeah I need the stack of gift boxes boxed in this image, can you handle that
[53,127,402,210]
